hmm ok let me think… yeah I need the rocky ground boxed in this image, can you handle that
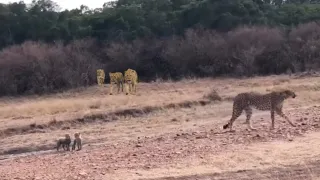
[1,104,320,180]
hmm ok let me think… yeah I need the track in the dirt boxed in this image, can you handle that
[0,99,213,139]
[145,159,320,180]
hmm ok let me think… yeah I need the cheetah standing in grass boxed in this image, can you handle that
[109,72,124,95]
[124,68,138,95]
[223,89,297,132]
[96,69,105,86]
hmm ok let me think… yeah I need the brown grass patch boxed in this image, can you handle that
[0,98,213,139]
[203,89,222,101]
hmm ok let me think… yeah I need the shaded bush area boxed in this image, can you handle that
[0,39,100,95]
[1,22,320,96]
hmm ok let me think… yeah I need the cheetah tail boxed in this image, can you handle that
[222,123,230,129]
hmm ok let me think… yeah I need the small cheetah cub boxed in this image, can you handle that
[56,134,71,151]
[72,132,82,151]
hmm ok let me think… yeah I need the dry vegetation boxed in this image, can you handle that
[0,74,320,179]
[2,22,320,97]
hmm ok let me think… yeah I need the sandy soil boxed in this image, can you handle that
[1,74,320,180]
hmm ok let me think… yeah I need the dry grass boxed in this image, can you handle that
[0,75,318,120]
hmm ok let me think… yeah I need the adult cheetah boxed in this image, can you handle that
[109,72,124,95]
[124,68,138,95]
[96,69,105,86]
[223,89,297,132]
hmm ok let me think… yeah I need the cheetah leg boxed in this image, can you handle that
[244,107,256,131]
[270,109,275,130]
[121,82,124,92]
[224,108,243,132]
[77,140,82,151]
[125,83,130,95]
[109,82,113,95]
[275,108,296,127]
[129,83,133,93]
[135,82,137,93]
[100,77,105,85]
[133,82,137,94]
[98,77,104,86]
[117,83,120,93]
[97,77,101,85]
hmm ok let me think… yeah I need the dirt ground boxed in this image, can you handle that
[1,74,320,180]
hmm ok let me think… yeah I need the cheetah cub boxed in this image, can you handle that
[56,134,72,151]
[72,132,82,151]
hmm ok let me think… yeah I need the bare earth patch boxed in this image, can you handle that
[1,75,320,179]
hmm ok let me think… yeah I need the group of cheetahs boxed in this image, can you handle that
[57,67,298,152]
[97,68,138,95]
[56,68,138,152]
[56,132,82,151]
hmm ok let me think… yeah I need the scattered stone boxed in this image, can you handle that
[192,131,199,135]
[79,171,87,176]
[171,118,178,122]
[136,144,142,148]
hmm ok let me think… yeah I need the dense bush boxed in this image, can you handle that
[2,0,320,96]
[1,23,320,96]
[0,39,100,95]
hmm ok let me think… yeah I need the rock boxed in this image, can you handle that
[79,171,87,176]
[136,144,142,147]
[171,118,178,122]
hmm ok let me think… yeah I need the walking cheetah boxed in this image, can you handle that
[124,68,138,95]
[96,69,105,86]
[223,89,297,132]
[109,72,124,95]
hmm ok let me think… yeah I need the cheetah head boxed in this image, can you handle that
[280,90,296,99]
[65,134,71,139]
[74,132,81,138]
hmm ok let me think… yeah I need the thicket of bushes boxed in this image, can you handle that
[1,22,320,96]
